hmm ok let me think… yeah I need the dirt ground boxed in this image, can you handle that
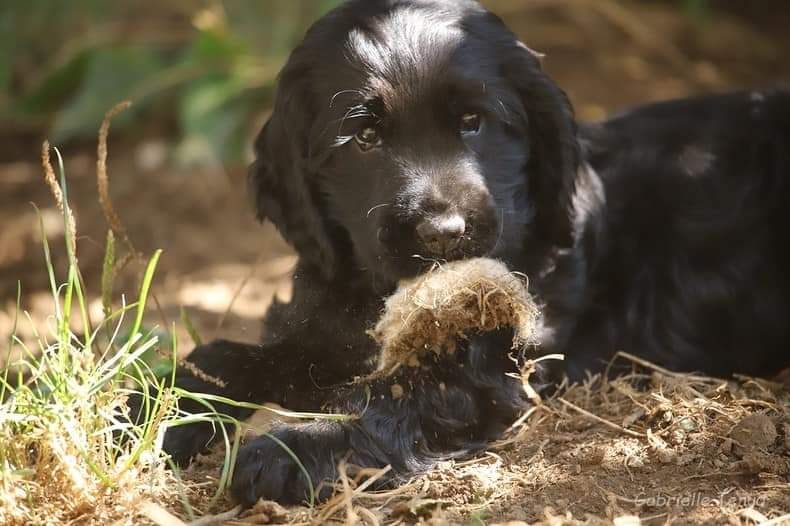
[3,2,790,524]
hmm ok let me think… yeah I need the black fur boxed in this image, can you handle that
[163,0,790,506]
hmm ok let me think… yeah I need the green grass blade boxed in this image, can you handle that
[128,249,162,341]
[264,431,315,507]
[170,323,178,389]
[1,281,21,402]
[53,147,74,349]
[33,204,61,320]
[60,265,75,351]
[179,306,202,347]
[72,266,93,354]
[175,390,354,421]
[166,459,196,521]
[52,146,92,353]
[53,147,72,259]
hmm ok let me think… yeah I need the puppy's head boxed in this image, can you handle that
[249,0,579,285]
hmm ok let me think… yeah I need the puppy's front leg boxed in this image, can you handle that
[231,331,532,506]
[160,337,348,464]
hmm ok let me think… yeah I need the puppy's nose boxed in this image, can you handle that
[416,214,466,256]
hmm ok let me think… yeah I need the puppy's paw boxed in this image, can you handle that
[127,390,221,465]
[231,424,341,506]
[162,421,221,465]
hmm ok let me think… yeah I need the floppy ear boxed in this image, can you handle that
[504,42,580,247]
[247,66,338,278]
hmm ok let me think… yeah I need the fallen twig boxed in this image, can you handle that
[188,505,242,526]
[558,398,645,438]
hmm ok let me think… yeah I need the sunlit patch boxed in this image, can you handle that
[176,258,296,317]
[678,145,715,178]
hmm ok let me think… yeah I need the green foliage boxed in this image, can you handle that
[50,48,163,142]
[681,0,711,21]
[0,0,343,164]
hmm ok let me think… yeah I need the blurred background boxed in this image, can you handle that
[2,0,789,356]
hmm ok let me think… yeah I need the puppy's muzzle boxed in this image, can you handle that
[416,213,466,256]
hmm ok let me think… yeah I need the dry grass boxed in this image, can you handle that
[0,364,180,525]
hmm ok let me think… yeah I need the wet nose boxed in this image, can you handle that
[416,213,466,256]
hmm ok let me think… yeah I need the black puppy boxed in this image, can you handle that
[164,0,790,506]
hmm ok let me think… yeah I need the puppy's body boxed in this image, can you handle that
[543,91,790,380]
[165,0,790,505]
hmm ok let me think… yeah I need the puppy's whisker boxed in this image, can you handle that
[332,135,354,148]
[411,254,444,265]
[495,206,518,214]
[329,89,365,108]
[328,108,374,146]
[495,98,511,125]
[333,104,374,142]
[330,111,369,123]
[492,208,506,253]
[366,203,391,217]
[324,108,369,127]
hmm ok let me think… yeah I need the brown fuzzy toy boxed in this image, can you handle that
[369,258,540,375]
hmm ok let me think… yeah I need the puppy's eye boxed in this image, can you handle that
[355,126,382,151]
[460,112,481,134]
